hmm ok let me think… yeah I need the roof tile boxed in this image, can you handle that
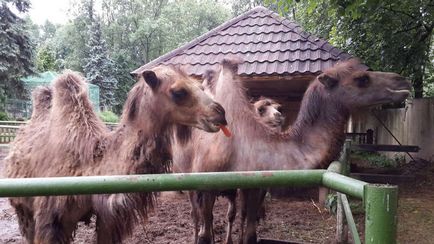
[132,6,351,77]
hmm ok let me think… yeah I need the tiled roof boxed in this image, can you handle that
[132,6,351,77]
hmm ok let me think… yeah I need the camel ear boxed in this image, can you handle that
[142,70,160,90]
[318,73,338,89]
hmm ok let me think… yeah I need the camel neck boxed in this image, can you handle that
[288,83,349,168]
[216,78,349,171]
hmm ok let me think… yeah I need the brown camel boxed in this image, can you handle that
[173,58,410,244]
[171,95,283,242]
[6,66,227,244]
[253,97,284,132]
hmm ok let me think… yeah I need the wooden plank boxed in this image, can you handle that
[351,144,420,152]
[258,238,303,244]
[350,173,415,184]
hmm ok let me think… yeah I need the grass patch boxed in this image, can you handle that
[351,151,403,168]
[98,111,119,123]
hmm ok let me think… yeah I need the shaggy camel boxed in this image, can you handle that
[253,97,284,132]
[171,94,283,241]
[6,66,227,244]
[174,58,411,244]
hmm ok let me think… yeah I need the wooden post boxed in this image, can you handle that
[366,129,374,144]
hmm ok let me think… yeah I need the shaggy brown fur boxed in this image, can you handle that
[253,97,284,132]
[173,58,411,244]
[6,67,227,244]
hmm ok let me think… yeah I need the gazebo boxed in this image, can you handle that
[132,6,352,125]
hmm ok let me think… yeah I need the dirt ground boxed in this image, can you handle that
[0,148,433,244]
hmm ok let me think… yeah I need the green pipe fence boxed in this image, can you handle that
[0,170,326,197]
[340,193,361,244]
[0,167,398,243]
[364,184,398,244]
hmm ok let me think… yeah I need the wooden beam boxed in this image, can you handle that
[351,144,420,152]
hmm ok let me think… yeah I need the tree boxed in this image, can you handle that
[266,0,434,98]
[98,0,231,113]
[36,45,56,72]
[84,18,118,110]
[0,0,35,101]
[159,0,231,52]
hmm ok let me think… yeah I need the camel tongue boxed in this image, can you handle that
[219,125,232,137]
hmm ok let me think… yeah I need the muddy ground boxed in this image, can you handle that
[0,148,433,243]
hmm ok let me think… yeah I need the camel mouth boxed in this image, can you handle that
[196,119,222,133]
[386,88,411,95]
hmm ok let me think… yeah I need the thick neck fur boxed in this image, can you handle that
[102,81,171,175]
[210,65,349,170]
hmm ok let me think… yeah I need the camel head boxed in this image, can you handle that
[317,59,411,109]
[135,65,227,132]
[253,97,284,129]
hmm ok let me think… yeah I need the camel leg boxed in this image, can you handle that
[197,191,216,244]
[224,191,237,244]
[13,203,35,243]
[241,189,266,244]
[32,197,87,244]
[239,190,247,244]
[34,210,76,244]
[96,215,118,244]
[189,191,200,244]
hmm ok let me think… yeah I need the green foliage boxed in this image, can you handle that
[36,45,56,72]
[98,110,119,123]
[84,17,118,110]
[325,193,337,215]
[351,151,400,168]
[267,0,434,98]
[0,111,9,121]
[0,0,35,99]
[112,54,136,114]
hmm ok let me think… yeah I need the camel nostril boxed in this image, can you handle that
[212,102,226,115]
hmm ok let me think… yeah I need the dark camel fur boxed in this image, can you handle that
[6,66,227,244]
[173,58,411,244]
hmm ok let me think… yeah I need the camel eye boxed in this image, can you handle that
[276,106,282,113]
[355,75,370,88]
[257,106,265,116]
[171,88,189,104]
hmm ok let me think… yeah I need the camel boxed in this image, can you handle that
[6,66,227,244]
[171,94,284,243]
[173,58,410,244]
[253,97,284,132]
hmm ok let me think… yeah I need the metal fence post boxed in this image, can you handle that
[335,140,351,243]
[364,184,398,244]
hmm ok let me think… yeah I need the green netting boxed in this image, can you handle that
[22,71,100,111]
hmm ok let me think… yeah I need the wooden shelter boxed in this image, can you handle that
[132,6,352,125]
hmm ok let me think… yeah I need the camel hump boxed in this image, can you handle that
[53,70,87,96]
[51,70,94,109]
[221,56,243,73]
[31,86,52,111]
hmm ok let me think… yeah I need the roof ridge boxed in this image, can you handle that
[132,7,267,74]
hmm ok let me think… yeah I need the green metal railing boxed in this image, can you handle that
[0,166,398,243]
[0,134,397,243]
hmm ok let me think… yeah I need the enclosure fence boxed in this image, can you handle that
[0,125,397,244]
